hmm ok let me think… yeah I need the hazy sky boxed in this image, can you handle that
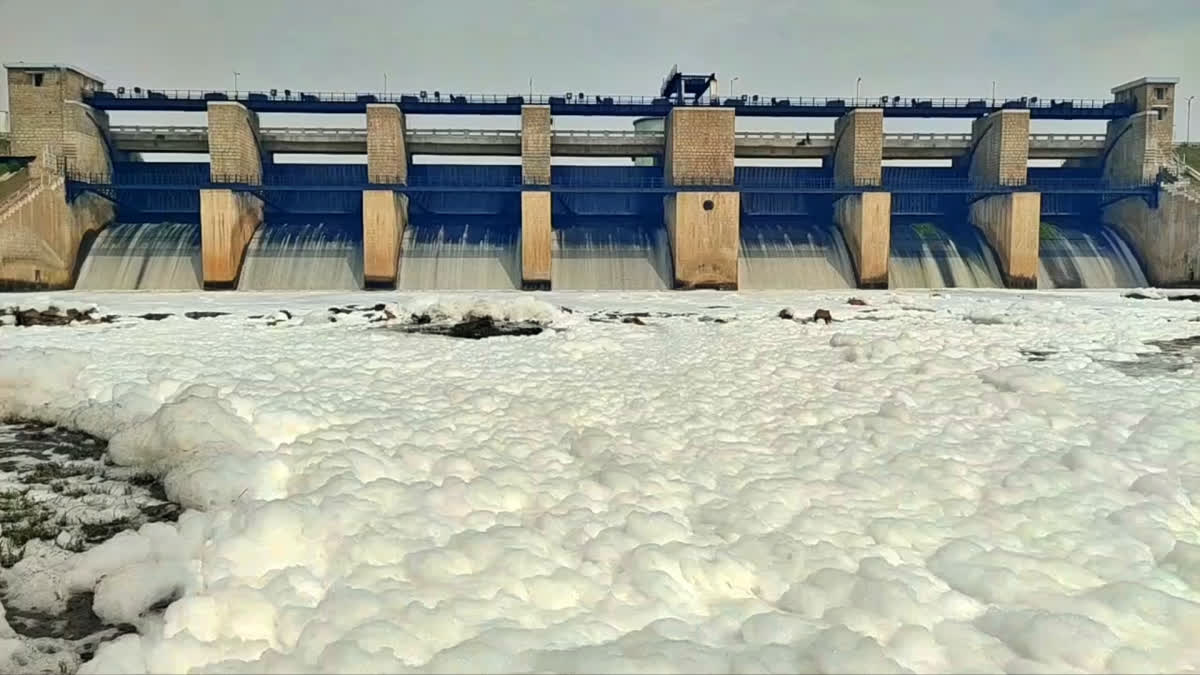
[2,0,1197,139]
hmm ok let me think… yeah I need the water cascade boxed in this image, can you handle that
[888,220,1004,288]
[1038,221,1148,288]
[738,220,856,289]
[75,222,202,290]
[397,220,520,290]
[551,223,673,290]
[238,223,363,290]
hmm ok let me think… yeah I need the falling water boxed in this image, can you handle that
[397,221,520,290]
[75,223,202,290]
[888,221,1003,288]
[551,224,673,290]
[738,220,856,289]
[238,223,363,290]
[1038,221,1148,288]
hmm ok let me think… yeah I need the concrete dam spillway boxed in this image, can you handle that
[2,64,1195,291]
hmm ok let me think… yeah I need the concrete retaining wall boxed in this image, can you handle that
[367,104,408,184]
[362,189,408,286]
[1105,188,1200,286]
[200,189,262,287]
[207,102,261,184]
[520,191,551,289]
[0,174,113,288]
[665,192,739,289]
[834,192,891,288]
[970,192,1040,288]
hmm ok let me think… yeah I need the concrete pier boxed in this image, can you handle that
[521,105,552,289]
[207,102,262,183]
[664,107,738,289]
[521,192,552,289]
[967,110,1040,288]
[831,109,890,288]
[366,104,408,184]
[201,102,263,287]
[362,190,408,287]
[200,190,262,288]
[362,104,409,287]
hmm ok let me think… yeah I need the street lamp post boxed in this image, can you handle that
[992,80,997,107]
[730,76,740,99]
[856,76,862,102]
[1188,95,1195,147]
[233,71,240,96]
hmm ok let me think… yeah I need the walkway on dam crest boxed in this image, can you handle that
[106,125,1109,160]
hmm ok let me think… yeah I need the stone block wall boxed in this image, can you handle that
[664,192,739,288]
[207,102,262,184]
[833,109,883,187]
[62,101,112,179]
[521,106,551,186]
[970,191,1040,288]
[834,191,891,287]
[1102,112,1160,186]
[200,189,263,287]
[664,108,734,186]
[362,189,408,286]
[520,191,551,288]
[1113,81,1176,160]
[367,104,408,184]
[969,110,1030,186]
[7,66,102,161]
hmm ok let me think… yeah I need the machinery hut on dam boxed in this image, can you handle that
[0,63,1196,292]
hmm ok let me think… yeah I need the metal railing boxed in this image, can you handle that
[107,125,1111,146]
[86,87,1123,111]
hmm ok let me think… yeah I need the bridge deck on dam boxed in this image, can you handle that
[84,89,1133,120]
[106,125,1108,160]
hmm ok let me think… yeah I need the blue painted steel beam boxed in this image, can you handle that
[83,92,1135,120]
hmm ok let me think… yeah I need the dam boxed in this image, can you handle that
[1,63,1196,291]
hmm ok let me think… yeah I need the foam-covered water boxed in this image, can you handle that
[889,221,1004,288]
[1039,222,1148,289]
[237,223,363,291]
[397,222,520,290]
[551,224,672,290]
[738,220,856,289]
[75,223,202,290]
[3,290,1200,674]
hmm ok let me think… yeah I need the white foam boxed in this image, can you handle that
[0,289,1198,672]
